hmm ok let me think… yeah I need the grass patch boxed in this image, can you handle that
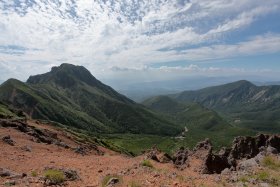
[31,170,38,177]
[129,181,141,187]
[4,181,15,186]
[262,156,280,170]
[239,176,249,183]
[141,160,154,168]
[44,169,65,184]
[256,171,270,181]
[238,169,280,186]
[101,175,122,187]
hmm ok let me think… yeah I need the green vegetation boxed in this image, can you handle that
[0,103,17,118]
[101,175,122,187]
[1,64,277,156]
[0,64,181,136]
[141,160,154,168]
[43,169,65,184]
[239,156,280,186]
[129,181,141,187]
[4,181,15,186]
[261,156,280,170]
[171,80,280,133]
[239,170,280,186]
[141,95,255,155]
[31,170,38,177]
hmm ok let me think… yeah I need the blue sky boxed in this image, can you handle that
[0,0,280,83]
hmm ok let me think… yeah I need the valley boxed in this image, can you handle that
[0,64,280,187]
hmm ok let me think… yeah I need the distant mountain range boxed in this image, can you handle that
[111,77,280,102]
[0,64,181,135]
[169,80,280,132]
[1,64,279,153]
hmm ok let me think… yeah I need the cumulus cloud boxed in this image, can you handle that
[0,0,279,81]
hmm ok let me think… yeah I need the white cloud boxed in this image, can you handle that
[0,0,279,82]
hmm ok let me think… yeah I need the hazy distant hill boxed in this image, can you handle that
[0,64,181,135]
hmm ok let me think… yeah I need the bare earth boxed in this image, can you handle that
[1,120,279,187]
[0,120,221,187]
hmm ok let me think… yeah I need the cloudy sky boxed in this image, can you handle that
[0,0,280,84]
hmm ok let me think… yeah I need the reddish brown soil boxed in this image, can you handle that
[0,120,220,187]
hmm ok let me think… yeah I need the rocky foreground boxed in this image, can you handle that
[1,118,280,187]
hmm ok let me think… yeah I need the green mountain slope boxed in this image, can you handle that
[171,80,280,132]
[141,95,254,153]
[143,95,229,129]
[0,64,181,135]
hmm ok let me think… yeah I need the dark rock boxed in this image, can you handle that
[54,141,70,149]
[17,123,29,133]
[173,147,189,168]
[145,146,172,163]
[0,168,12,177]
[63,169,79,181]
[2,135,15,146]
[106,177,119,186]
[145,146,160,162]
[204,154,231,174]
[4,180,16,186]
[74,146,87,155]
[42,129,58,139]
[193,139,232,174]
[21,145,32,152]
[267,135,280,152]
[229,136,259,160]
[22,173,27,178]
[194,138,212,151]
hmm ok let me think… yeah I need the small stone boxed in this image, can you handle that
[2,135,15,146]
[21,145,32,152]
[4,180,16,186]
[0,168,12,177]
[259,183,269,187]
[106,177,119,186]
[221,168,231,175]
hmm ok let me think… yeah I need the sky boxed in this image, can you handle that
[0,0,280,84]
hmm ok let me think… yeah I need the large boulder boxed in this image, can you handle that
[267,135,280,152]
[229,136,260,160]
[204,154,232,174]
[193,139,232,174]
[173,147,189,168]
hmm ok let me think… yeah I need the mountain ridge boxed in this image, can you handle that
[169,80,280,132]
[0,63,181,135]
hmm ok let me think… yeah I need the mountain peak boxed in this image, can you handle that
[27,63,98,88]
[234,80,255,86]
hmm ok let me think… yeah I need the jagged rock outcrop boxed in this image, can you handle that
[267,135,280,152]
[193,139,231,174]
[145,146,172,163]
[172,134,280,174]
[173,147,189,169]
